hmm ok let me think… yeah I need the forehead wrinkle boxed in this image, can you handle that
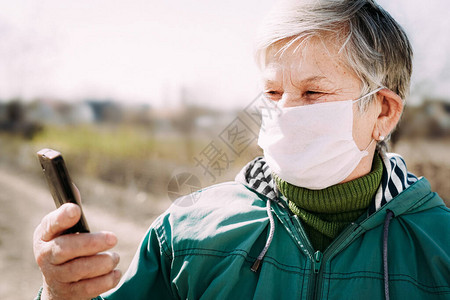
[264,39,350,91]
[261,66,284,86]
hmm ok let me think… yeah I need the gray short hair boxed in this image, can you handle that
[255,0,413,149]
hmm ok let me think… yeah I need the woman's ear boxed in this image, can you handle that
[372,88,404,140]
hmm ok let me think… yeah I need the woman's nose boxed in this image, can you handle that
[277,95,303,108]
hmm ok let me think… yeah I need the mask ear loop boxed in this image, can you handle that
[352,86,385,104]
[363,130,386,154]
[354,87,386,155]
[363,138,376,152]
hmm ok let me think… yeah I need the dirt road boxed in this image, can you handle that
[0,164,171,300]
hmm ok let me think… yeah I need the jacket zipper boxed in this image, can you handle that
[313,251,323,273]
[312,251,323,299]
[315,223,360,299]
[289,215,321,300]
[288,214,360,299]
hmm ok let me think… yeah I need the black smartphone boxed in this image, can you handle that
[37,148,90,234]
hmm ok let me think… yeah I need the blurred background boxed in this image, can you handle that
[0,0,449,299]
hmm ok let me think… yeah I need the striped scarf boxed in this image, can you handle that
[235,152,418,215]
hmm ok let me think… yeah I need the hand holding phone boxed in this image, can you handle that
[37,148,90,234]
[34,148,121,299]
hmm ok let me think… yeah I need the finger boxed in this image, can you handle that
[49,231,118,265]
[57,252,120,283]
[70,269,122,299]
[35,203,81,242]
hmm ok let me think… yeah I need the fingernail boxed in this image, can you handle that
[114,269,122,281]
[106,233,117,246]
[67,205,76,218]
[112,252,120,264]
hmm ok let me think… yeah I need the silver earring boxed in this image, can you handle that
[379,135,385,141]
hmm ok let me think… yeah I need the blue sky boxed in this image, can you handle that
[0,0,448,108]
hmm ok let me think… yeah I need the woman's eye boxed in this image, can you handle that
[304,91,327,100]
[266,90,280,95]
[263,90,282,101]
[305,91,322,96]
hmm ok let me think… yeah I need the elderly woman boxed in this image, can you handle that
[33,0,449,299]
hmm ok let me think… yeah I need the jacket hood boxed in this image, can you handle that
[234,153,442,220]
[359,176,445,230]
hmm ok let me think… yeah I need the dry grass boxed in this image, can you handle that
[392,139,450,206]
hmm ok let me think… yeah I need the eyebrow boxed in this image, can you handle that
[301,76,330,84]
[262,75,333,86]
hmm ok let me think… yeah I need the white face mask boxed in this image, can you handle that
[258,88,382,190]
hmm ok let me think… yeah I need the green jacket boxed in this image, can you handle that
[97,176,449,299]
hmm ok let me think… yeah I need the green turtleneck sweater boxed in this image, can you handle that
[274,154,383,252]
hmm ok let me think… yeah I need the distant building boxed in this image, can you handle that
[84,100,122,123]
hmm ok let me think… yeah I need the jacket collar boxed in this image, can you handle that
[236,152,419,215]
